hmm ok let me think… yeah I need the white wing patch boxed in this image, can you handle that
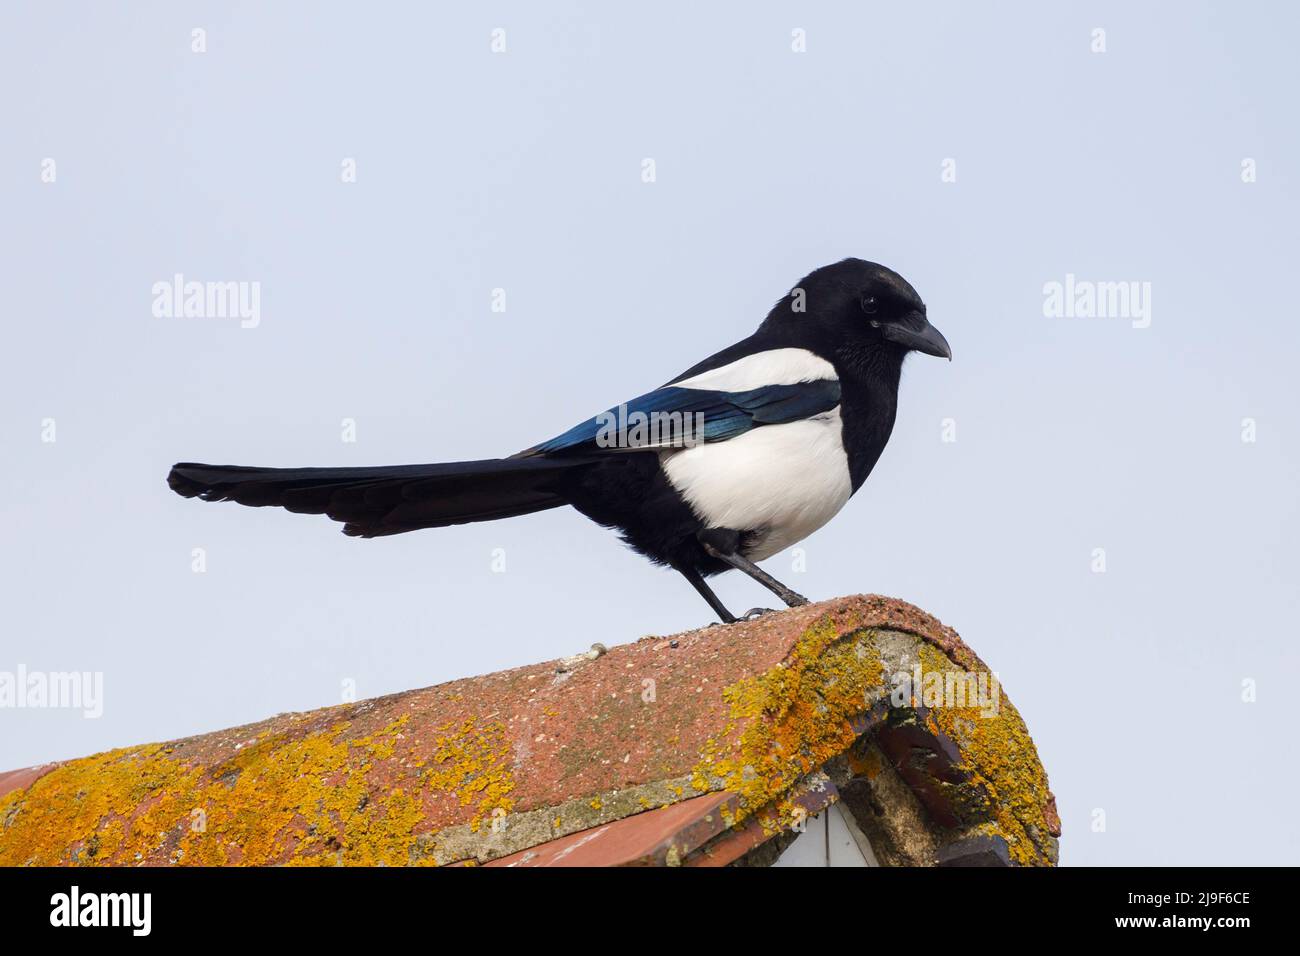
[673,348,837,392]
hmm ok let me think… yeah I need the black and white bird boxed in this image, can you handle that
[168,259,950,623]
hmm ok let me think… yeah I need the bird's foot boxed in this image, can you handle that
[741,607,776,621]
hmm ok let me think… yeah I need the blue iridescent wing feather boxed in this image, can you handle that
[521,380,841,456]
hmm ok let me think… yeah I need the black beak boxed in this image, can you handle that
[883,312,952,360]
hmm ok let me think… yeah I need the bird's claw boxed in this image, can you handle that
[741,607,776,621]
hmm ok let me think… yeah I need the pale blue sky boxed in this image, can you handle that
[2,1,1297,865]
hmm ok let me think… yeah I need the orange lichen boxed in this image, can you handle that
[424,717,516,833]
[0,715,427,866]
[915,644,1055,866]
[0,745,202,866]
[692,618,885,827]
[846,744,883,780]
[687,619,1056,865]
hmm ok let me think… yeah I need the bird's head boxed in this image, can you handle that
[764,258,951,364]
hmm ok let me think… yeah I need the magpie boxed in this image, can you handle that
[168,258,950,623]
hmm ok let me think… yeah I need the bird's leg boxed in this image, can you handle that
[700,539,810,609]
[678,566,737,624]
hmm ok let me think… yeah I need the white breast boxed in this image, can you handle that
[660,348,852,561]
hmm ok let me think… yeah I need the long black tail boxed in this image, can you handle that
[167,457,591,537]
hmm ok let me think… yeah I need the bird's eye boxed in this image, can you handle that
[861,295,878,315]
